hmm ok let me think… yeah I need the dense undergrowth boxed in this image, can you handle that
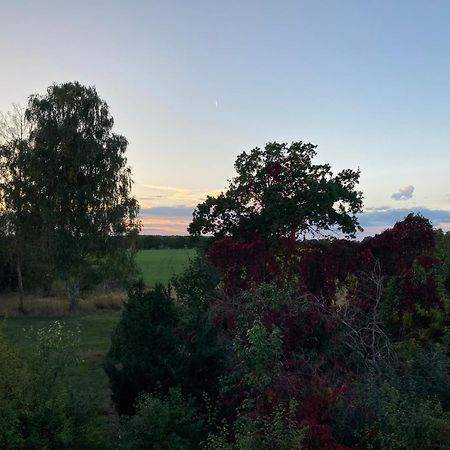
[0,215,450,450]
[1,214,450,448]
[104,214,450,450]
[0,321,107,449]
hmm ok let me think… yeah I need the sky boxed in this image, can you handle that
[1,0,450,235]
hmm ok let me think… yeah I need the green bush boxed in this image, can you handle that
[359,381,450,450]
[118,388,204,450]
[105,282,225,415]
[435,229,450,292]
[171,252,220,315]
[235,320,283,391]
[105,283,181,414]
[0,322,100,449]
[395,338,450,410]
[206,400,305,450]
[335,360,450,449]
[0,332,29,448]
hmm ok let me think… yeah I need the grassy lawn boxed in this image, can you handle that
[2,312,118,353]
[135,248,196,286]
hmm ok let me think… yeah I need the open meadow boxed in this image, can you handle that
[135,248,196,286]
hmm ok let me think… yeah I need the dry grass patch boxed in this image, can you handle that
[0,288,126,318]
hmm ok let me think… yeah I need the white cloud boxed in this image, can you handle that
[391,185,414,201]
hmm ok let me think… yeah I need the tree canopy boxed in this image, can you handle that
[24,82,140,308]
[189,141,363,241]
[0,105,36,310]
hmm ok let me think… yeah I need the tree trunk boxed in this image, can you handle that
[16,256,26,314]
[66,281,80,312]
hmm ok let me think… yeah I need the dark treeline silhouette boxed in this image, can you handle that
[137,235,210,250]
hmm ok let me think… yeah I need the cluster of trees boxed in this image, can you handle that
[1,82,449,448]
[137,235,207,250]
[0,83,140,310]
[104,142,450,448]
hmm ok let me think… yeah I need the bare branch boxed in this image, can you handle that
[0,104,31,145]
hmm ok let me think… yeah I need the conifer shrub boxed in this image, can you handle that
[105,282,225,415]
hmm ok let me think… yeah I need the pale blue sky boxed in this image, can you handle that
[1,0,449,234]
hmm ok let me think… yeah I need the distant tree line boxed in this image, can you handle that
[137,235,210,250]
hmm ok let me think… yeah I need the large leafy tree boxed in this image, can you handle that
[0,105,36,311]
[25,82,140,309]
[189,141,363,241]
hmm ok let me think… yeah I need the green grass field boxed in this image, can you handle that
[135,248,196,286]
[2,311,120,400]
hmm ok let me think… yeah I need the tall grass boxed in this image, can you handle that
[0,289,126,318]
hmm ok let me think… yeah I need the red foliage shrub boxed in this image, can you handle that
[207,237,272,295]
[204,214,443,449]
[360,214,435,276]
[392,254,448,335]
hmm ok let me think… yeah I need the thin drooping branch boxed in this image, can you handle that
[336,260,394,371]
